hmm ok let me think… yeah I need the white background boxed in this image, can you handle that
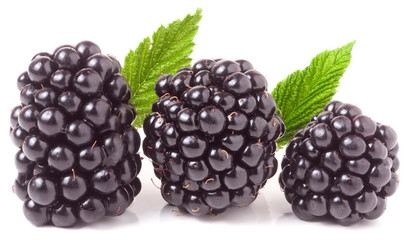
[0,0,417,239]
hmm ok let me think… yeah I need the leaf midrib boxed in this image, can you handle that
[283,48,347,120]
[132,18,190,99]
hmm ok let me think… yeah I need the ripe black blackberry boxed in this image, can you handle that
[10,41,141,227]
[143,59,285,215]
[279,101,399,225]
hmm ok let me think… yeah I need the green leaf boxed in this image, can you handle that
[122,9,202,127]
[272,41,355,149]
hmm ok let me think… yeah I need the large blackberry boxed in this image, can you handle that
[10,41,141,227]
[143,59,285,215]
[279,101,399,225]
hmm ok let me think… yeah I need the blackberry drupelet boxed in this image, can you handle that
[10,41,141,227]
[280,101,399,225]
[143,59,285,215]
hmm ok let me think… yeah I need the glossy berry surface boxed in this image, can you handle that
[10,41,141,227]
[279,101,399,225]
[144,59,285,215]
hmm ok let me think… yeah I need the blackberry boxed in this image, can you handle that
[279,101,399,225]
[10,41,141,227]
[143,59,285,215]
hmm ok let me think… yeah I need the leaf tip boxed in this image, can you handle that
[343,40,356,52]
[193,8,203,23]
[195,8,203,15]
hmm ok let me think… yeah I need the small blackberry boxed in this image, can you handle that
[143,59,285,215]
[10,41,141,227]
[279,101,399,225]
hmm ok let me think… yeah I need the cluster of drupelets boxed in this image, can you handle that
[10,42,399,227]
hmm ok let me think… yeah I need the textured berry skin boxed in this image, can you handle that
[280,101,399,225]
[143,59,285,215]
[11,41,141,227]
